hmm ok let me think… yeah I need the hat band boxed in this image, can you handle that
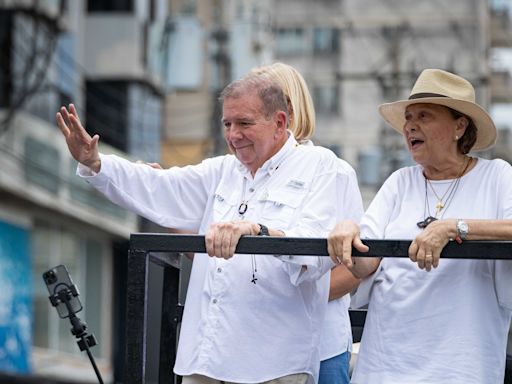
[409,92,449,100]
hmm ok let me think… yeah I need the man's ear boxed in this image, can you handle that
[275,110,287,135]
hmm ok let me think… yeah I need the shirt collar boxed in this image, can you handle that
[237,131,298,177]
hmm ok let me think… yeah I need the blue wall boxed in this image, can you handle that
[0,220,32,373]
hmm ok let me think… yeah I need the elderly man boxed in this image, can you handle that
[57,75,347,384]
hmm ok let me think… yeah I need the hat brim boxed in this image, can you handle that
[378,97,497,151]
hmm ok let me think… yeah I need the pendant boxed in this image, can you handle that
[416,216,437,229]
[238,202,248,215]
[435,201,444,217]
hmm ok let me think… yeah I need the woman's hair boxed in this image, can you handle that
[448,107,478,154]
[251,62,315,142]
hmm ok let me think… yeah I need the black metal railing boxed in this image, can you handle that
[124,234,512,384]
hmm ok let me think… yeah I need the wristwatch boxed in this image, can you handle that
[456,219,469,240]
[257,223,269,236]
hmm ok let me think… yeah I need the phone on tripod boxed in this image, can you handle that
[42,264,83,318]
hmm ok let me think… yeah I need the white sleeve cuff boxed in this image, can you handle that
[275,255,335,285]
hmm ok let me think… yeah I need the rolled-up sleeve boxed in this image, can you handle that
[275,152,359,285]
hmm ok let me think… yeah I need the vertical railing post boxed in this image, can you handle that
[125,248,149,383]
[159,264,181,384]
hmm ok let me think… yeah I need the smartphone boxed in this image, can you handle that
[42,264,83,318]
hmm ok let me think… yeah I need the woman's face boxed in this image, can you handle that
[402,103,460,166]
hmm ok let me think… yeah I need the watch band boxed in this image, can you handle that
[257,223,269,236]
[456,219,469,240]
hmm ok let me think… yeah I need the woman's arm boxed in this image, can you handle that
[327,220,381,279]
[409,219,512,271]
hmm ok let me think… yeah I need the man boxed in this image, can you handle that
[57,75,345,384]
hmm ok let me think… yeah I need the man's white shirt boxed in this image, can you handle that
[78,134,354,383]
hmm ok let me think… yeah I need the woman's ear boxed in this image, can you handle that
[455,116,468,138]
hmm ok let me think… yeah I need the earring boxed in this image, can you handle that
[455,135,459,140]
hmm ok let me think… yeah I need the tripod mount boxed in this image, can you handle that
[49,284,104,384]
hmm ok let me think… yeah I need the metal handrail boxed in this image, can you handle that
[130,233,512,259]
[124,234,512,384]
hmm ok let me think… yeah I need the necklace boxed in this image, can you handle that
[417,157,471,229]
[237,167,281,284]
[237,165,283,218]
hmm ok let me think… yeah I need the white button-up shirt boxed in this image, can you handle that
[299,141,365,361]
[320,158,364,360]
[351,158,512,384]
[78,135,341,383]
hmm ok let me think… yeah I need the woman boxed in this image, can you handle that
[327,68,512,383]
[253,62,363,384]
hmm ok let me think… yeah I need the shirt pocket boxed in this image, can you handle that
[259,188,306,230]
[212,187,238,221]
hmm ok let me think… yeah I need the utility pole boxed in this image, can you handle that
[210,26,231,156]
[376,24,418,182]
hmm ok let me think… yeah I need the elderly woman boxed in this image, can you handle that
[328,69,512,383]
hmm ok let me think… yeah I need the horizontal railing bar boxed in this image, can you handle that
[130,234,512,260]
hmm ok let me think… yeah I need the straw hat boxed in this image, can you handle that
[378,69,497,151]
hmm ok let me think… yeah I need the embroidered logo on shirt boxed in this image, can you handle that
[286,179,305,189]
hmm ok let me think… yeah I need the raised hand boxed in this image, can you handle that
[56,104,101,172]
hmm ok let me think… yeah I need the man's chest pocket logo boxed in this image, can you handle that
[259,188,306,228]
[213,192,237,220]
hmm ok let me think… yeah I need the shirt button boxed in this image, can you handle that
[249,188,254,193]
[212,299,218,304]
[217,267,222,273]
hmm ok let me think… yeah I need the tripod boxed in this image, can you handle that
[49,285,104,384]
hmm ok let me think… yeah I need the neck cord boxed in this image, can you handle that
[238,170,279,285]
[425,157,471,217]
[418,157,471,228]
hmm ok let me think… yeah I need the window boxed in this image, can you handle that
[11,14,58,123]
[55,33,78,110]
[0,13,12,108]
[24,137,61,194]
[32,222,111,359]
[68,159,128,220]
[313,27,339,54]
[87,0,134,12]
[86,81,162,163]
[313,85,340,115]
[86,81,129,151]
[274,27,306,55]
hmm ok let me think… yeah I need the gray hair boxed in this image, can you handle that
[448,107,477,154]
[219,74,288,120]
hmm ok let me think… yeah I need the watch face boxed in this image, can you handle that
[258,224,269,236]
[457,220,469,238]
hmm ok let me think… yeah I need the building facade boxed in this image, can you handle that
[0,0,167,382]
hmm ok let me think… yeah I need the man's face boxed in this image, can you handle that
[222,91,286,175]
